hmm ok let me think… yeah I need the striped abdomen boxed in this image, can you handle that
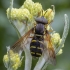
[30,37,43,57]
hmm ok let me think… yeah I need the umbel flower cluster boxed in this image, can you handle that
[3,0,69,70]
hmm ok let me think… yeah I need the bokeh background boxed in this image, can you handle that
[0,0,70,70]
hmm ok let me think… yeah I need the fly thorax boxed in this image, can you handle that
[35,23,45,35]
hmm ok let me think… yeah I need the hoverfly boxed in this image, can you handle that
[11,10,56,65]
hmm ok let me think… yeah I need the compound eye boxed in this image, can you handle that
[42,17,48,24]
[35,17,41,22]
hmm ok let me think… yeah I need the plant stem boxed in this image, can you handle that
[56,14,69,54]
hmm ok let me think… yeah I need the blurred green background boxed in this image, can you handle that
[0,0,70,70]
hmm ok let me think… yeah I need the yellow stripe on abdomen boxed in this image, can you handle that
[36,53,42,56]
[31,52,35,54]
[30,46,36,48]
[31,40,36,42]
[37,47,42,50]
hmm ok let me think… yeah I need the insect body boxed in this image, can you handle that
[30,17,48,57]
[11,16,56,64]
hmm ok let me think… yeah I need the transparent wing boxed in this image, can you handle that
[43,32,56,65]
[11,28,34,53]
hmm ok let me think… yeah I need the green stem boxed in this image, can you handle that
[9,0,21,38]
[10,20,21,38]
[56,14,69,54]
[10,0,13,9]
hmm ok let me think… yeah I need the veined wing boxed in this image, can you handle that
[11,28,34,53]
[44,31,56,65]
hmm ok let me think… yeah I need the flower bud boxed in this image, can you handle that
[3,50,23,70]
[23,0,34,13]
[57,49,63,55]
[51,33,60,47]
[7,8,32,22]
[44,8,55,24]
[32,2,42,16]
